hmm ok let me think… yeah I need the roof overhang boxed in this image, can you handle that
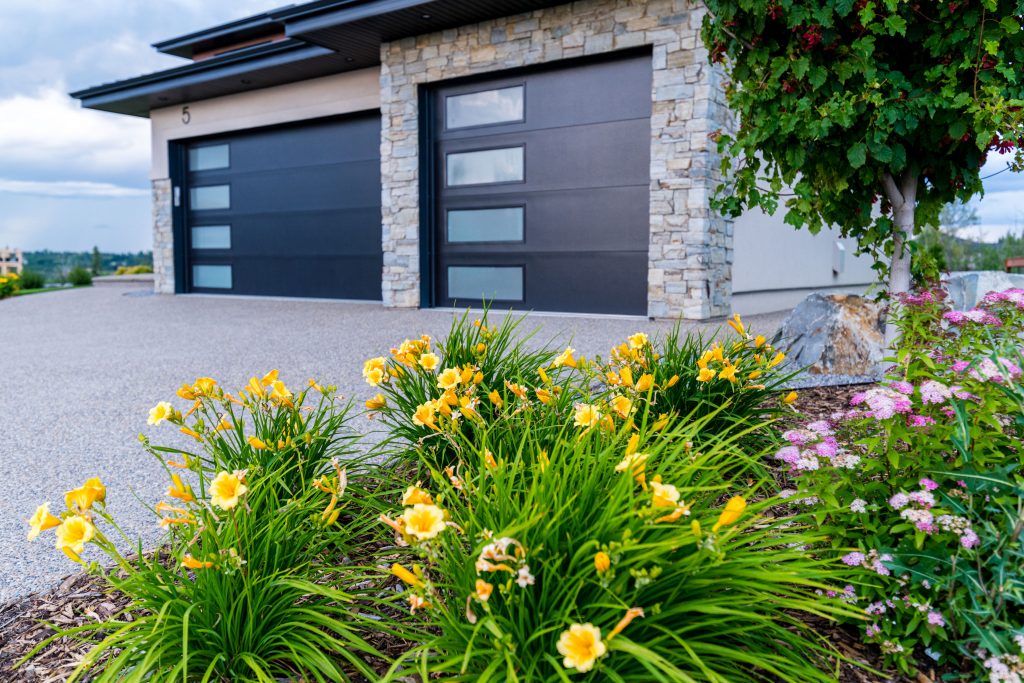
[152,6,294,59]
[70,40,348,118]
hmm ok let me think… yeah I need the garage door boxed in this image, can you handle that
[184,114,382,299]
[431,54,652,315]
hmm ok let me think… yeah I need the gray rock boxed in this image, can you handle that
[776,293,886,375]
[944,271,1024,311]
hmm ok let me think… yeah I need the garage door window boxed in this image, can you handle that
[446,86,524,129]
[188,144,230,171]
[192,264,232,289]
[190,185,230,210]
[447,207,523,243]
[448,266,523,301]
[446,147,523,186]
[191,225,231,250]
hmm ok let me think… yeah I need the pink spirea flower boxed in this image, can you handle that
[961,529,980,549]
[841,551,865,566]
[920,380,952,404]
[815,439,839,458]
[889,493,910,510]
[888,380,914,395]
[850,499,867,513]
[806,420,833,435]
[900,290,936,306]
[926,611,945,627]
[919,478,939,491]
[850,387,913,420]
[782,429,815,446]
[866,623,881,638]
[950,360,970,373]
[970,357,1022,384]
[907,414,935,428]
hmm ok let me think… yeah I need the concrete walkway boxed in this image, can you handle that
[0,283,788,601]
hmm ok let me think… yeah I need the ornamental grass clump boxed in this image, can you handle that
[379,412,859,681]
[23,371,395,682]
[775,286,1024,679]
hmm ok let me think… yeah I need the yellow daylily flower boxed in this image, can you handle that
[247,436,268,450]
[246,376,267,398]
[557,623,606,673]
[166,472,195,503]
[536,387,553,405]
[650,476,680,508]
[474,578,493,602]
[713,496,747,532]
[635,373,654,392]
[553,346,577,368]
[627,332,648,349]
[55,515,95,562]
[475,342,486,354]
[619,366,634,387]
[418,352,440,371]
[748,369,763,380]
[391,563,423,587]
[538,365,550,384]
[488,390,503,408]
[610,395,632,419]
[437,368,461,390]
[718,364,739,383]
[401,484,433,506]
[260,370,279,387]
[180,426,203,442]
[401,503,447,540]
[147,401,174,426]
[726,313,745,336]
[783,391,798,405]
[365,393,386,410]
[181,554,214,569]
[362,357,387,386]
[594,551,610,573]
[269,380,293,406]
[209,471,248,511]
[412,401,437,429]
[193,377,217,395]
[754,335,766,348]
[665,374,680,387]
[697,367,716,382]
[573,403,601,428]
[65,477,106,512]
[768,351,786,368]
[176,383,197,401]
[27,503,62,541]
[608,607,645,640]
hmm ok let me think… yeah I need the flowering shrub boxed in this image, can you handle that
[776,287,1024,677]
[380,412,857,681]
[0,271,20,299]
[24,372,391,682]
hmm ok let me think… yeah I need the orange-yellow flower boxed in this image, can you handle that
[783,391,798,405]
[768,351,786,368]
[363,357,387,386]
[536,387,553,405]
[627,332,648,350]
[365,393,386,410]
[55,515,95,562]
[635,373,654,392]
[474,578,493,602]
[754,335,766,348]
[573,403,601,428]
[27,503,62,541]
[748,369,763,380]
[553,346,577,368]
[418,352,440,371]
[147,401,174,426]
[484,450,497,468]
[247,436,268,450]
[437,368,461,390]
[166,473,195,503]
[713,496,747,532]
[594,551,610,573]
[610,395,632,419]
[650,477,680,508]
[176,384,196,401]
[180,426,203,442]
[556,623,606,672]
[181,554,213,569]
[697,367,716,382]
[412,401,437,429]
[619,366,634,387]
[400,504,447,540]
[726,313,745,336]
[65,477,106,512]
[392,563,423,587]
[488,390,503,408]
[718,364,739,383]
[401,485,433,506]
[209,471,248,510]
[269,380,293,406]
[193,377,217,395]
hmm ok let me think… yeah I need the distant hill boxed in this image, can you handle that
[21,250,153,283]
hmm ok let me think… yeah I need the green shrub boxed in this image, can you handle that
[115,264,153,275]
[380,412,858,682]
[24,372,394,682]
[0,272,20,299]
[18,270,44,290]
[776,286,1024,678]
[67,267,92,286]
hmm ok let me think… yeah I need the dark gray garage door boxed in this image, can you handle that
[432,54,652,315]
[184,114,382,299]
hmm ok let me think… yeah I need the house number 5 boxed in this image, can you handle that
[181,106,191,124]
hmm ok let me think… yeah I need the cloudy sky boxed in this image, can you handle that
[0,1,1020,253]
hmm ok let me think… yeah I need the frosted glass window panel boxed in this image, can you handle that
[447,207,524,242]
[446,86,524,129]
[446,147,523,186]
[189,144,230,170]
[190,185,230,210]
[191,225,231,249]
[448,266,523,301]
[192,264,232,289]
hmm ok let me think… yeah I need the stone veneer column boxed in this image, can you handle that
[152,178,174,294]
[379,0,733,319]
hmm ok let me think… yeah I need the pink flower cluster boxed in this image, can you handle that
[969,357,1022,384]
[849,385,914,419]
[890,486,939,533]
[936,514,980,549]
[776,421,859,474]
[943,309,1002,326]
[980,287,1024,309]
[841,549,893,576]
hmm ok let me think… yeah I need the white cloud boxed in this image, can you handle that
[0,178,148,198]
[0,86,149,178]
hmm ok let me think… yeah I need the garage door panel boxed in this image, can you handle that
[441,119,651,193]
[438,53,652,139]
[226,160,380,213]
[440,252,648,315]
[184,114,382,300]
[442,187,649,252]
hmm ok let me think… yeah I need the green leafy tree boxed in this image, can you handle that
[702,0,1024,339]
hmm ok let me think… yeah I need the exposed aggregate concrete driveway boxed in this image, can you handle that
[0,283,787,601]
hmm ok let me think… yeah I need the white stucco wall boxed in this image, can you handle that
[731,206,878,315]
[148,67,381,180]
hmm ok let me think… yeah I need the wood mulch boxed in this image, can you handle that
[1,381,950,683]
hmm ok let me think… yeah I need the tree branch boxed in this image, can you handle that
[881,171,904,208]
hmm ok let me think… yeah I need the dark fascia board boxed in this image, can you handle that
[70,40,334,118]
[271,0,431,35]
[152,6,295,58]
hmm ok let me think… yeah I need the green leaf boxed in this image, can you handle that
[884,14,907,35]
[848,143,867,168]
[1000,16,1020,34]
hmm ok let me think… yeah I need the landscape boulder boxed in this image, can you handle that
[776,293,886,375]
[944,271,1024,311]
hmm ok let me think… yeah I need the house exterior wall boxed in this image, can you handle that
[379,0,735,319]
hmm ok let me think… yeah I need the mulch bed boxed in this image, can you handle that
[2,381,948,683]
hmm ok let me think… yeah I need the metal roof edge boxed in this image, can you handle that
[152,6,296,57]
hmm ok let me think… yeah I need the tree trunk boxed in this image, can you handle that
[881,171,918,345]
